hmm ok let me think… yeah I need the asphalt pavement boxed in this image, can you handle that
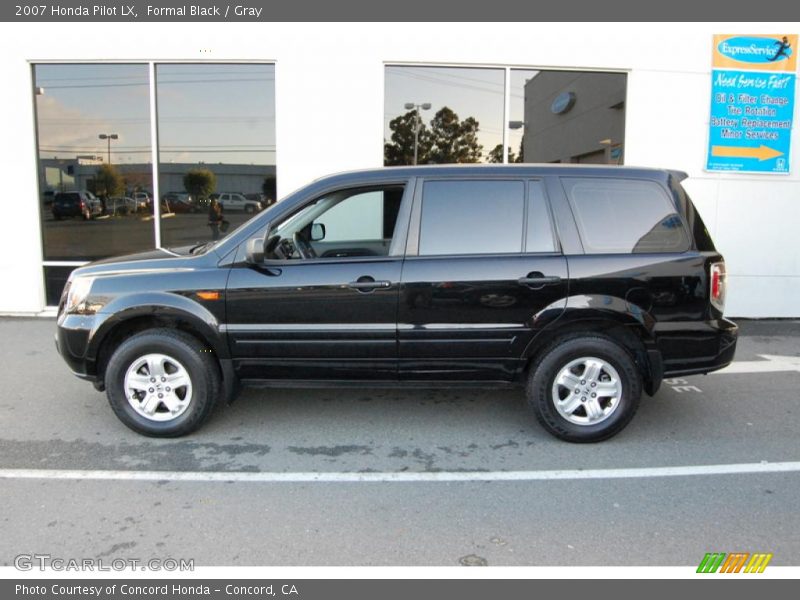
[0,318,798,566]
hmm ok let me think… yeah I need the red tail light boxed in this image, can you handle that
[710,262,726,312]
[80,200,86,209]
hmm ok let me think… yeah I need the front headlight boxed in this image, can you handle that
[65,276,96,314]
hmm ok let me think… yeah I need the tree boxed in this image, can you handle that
[384,110,432,166]
[487,144,517,164]
[261,176,277,204]
[427,107,483,164]
[183,168,217,203]
[90,163,124,198]
[384,107,484,165]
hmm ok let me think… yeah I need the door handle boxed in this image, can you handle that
[348,277,392,292]
[518,272,562,288]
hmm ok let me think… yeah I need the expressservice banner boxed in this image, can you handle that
[707,34,798,174]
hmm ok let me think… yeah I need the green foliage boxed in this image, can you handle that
[488,144,518,164]
[384,110,432,166]
[91,163,124,197]
[183,168,217,202]
[384,106,483,165]
[427,107,483,164]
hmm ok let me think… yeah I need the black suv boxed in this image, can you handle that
[51,191,104,220]
[55,166,737,442]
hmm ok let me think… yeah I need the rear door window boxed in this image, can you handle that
[562,177,690,254]
[419,180,525,256]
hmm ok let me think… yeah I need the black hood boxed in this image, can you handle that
[72,245,215,278]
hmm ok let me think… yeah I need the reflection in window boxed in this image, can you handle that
[511,69,626,165]
[34,64,155,263]
[563,178,689,254]
[34,63,156,303]
[156,64,276,248]
[384,66,504,165]
[384,66,627,166]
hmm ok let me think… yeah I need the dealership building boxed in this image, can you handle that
[1,22,798,316]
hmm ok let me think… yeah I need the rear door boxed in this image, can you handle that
[398,177,568,381]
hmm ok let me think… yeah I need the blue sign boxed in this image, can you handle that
[717,36,794,65]
[706,69,796,173]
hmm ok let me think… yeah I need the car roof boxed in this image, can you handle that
[308,164,684,188]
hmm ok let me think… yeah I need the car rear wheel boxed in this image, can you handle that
[104,329,221,437]
[526,335,642,442]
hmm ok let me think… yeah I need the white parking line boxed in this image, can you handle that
[1,461,799,483]
[716,354,800,375]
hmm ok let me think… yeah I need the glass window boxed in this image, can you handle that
[510,69,626,165]
[267,186,405,260]
[384,66,505,165]
[419,180,524,256]
[562,178,690,254]
[526,181,556,253]
[34,64,155,264]
[33,63,156,303]
[156,64,276,248]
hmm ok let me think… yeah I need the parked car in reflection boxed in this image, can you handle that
[51,191,104,221]
[165,195,201,214]
[212,192,262,213]
[133,191,151,205]
[107,196,142,216]
[245,192,273,208]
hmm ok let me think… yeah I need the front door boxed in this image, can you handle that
[225,183,411,381]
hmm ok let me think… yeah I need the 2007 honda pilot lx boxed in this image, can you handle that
[56,165,737,442]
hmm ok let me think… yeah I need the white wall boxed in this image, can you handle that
[1,22,798,316]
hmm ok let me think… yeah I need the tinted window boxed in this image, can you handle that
[526,181,556,253]
[419,180,524,255]
[563,178,689,254]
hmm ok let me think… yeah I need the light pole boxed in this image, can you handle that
[98,133,118,164]
[404,102,431,165]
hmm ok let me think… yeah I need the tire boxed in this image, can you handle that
[104,329,221,437]
[526,335,642,443]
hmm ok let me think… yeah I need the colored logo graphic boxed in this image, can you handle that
[718,36,792,64]
[712,34,798,72]
[696,552,773,573]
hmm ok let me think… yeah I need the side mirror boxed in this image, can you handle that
[311,222,326,242]
[245,237,265,264]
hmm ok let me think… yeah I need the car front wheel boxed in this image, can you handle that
[526,335,642,442]
[104,329,221,437]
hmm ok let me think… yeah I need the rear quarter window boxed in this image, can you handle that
[562,177,690,254]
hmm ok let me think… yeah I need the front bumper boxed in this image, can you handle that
[54,314,98,381]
